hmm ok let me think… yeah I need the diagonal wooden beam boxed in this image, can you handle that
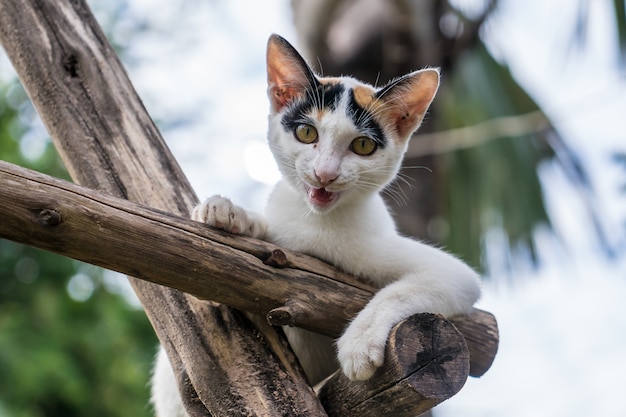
[0,160,369,336]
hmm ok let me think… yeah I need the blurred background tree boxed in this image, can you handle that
[1,0,625,416]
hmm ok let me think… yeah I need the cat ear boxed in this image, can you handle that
[376,68,440,140]
[267,34,318,112]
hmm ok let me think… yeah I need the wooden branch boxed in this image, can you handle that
[0,159,498,377]
[317,314,469,417]
[0,1,326,416]
[0,160,368,335]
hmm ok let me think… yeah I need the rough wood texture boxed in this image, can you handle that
[0,161,368,336]
[448,308,499,377]
[0,1,327,416]
[317,314,469,417]
[0,159,498,378]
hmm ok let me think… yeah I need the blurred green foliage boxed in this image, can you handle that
[0,80,157,417]
[436,44,553,268]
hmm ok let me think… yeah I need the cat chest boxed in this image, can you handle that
[267,217,377,280]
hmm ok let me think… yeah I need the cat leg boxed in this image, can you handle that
[283,326,338,385]
[336,268,480,381]
[151,347,189,417]
[192,195,267,238]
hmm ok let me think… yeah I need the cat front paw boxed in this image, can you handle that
[192,195,265,237]
[336,325,386,381]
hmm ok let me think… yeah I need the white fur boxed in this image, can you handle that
[151,54,481,417]
[151,348,187,417]
[263,182,480,381]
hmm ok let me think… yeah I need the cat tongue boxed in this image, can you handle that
[308,187,335,206]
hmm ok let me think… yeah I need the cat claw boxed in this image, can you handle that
[339,353,381,381]
[336,333,386,381]
[192,195,249,235]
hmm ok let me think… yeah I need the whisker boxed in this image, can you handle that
[392,173,416,191]
[374,72,381,89]
[400,164,433,173]
[384,184,409,207]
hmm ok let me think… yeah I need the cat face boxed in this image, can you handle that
[266,34,439,213]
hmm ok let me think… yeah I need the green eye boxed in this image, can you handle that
[294,124,318,144]
[350,136,377,156]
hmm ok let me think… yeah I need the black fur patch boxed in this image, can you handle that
[281,83,387,150]
[346,89,386,149]
[281,83,345,132]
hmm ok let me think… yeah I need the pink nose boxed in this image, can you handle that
[314,170,338,187]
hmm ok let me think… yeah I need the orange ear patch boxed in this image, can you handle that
[376,69,440,140]
[353,85,385,116]
[353,85,377,108]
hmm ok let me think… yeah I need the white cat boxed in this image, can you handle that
[151,34,481,416]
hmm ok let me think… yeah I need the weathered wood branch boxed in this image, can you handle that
[0,160,368,335]
[317,314,469,417]
[0,159,498,377]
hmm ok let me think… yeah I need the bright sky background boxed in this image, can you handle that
[2,0,626,416]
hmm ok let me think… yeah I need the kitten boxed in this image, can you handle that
[151,34,480,416]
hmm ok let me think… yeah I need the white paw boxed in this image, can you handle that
[336,325,386,381]
[192,195,252,235]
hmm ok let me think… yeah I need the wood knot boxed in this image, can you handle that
[266,306,293,326]
[38,209,62,226]
[263,249,288,268]
[63,54,79,78]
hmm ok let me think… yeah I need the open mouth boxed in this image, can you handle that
[306,186,340,209]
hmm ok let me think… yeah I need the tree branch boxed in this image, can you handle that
[317,314,469,417]
[406,110,550,158]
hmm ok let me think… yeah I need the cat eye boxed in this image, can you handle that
[350,136,377,156]
[294,123,318,144]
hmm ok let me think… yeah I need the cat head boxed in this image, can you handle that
[266,34,439,213]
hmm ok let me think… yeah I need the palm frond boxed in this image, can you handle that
[434,44,555,269]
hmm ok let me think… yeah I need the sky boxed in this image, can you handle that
[441,1,626,415]
[99,0,296,210]
[2,0,626,416]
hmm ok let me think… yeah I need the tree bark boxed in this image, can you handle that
[0,1,326,416]
[0,159,498,377]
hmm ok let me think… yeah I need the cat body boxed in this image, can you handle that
[151,34,480,416]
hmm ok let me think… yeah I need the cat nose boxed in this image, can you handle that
[314,170,338,187]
